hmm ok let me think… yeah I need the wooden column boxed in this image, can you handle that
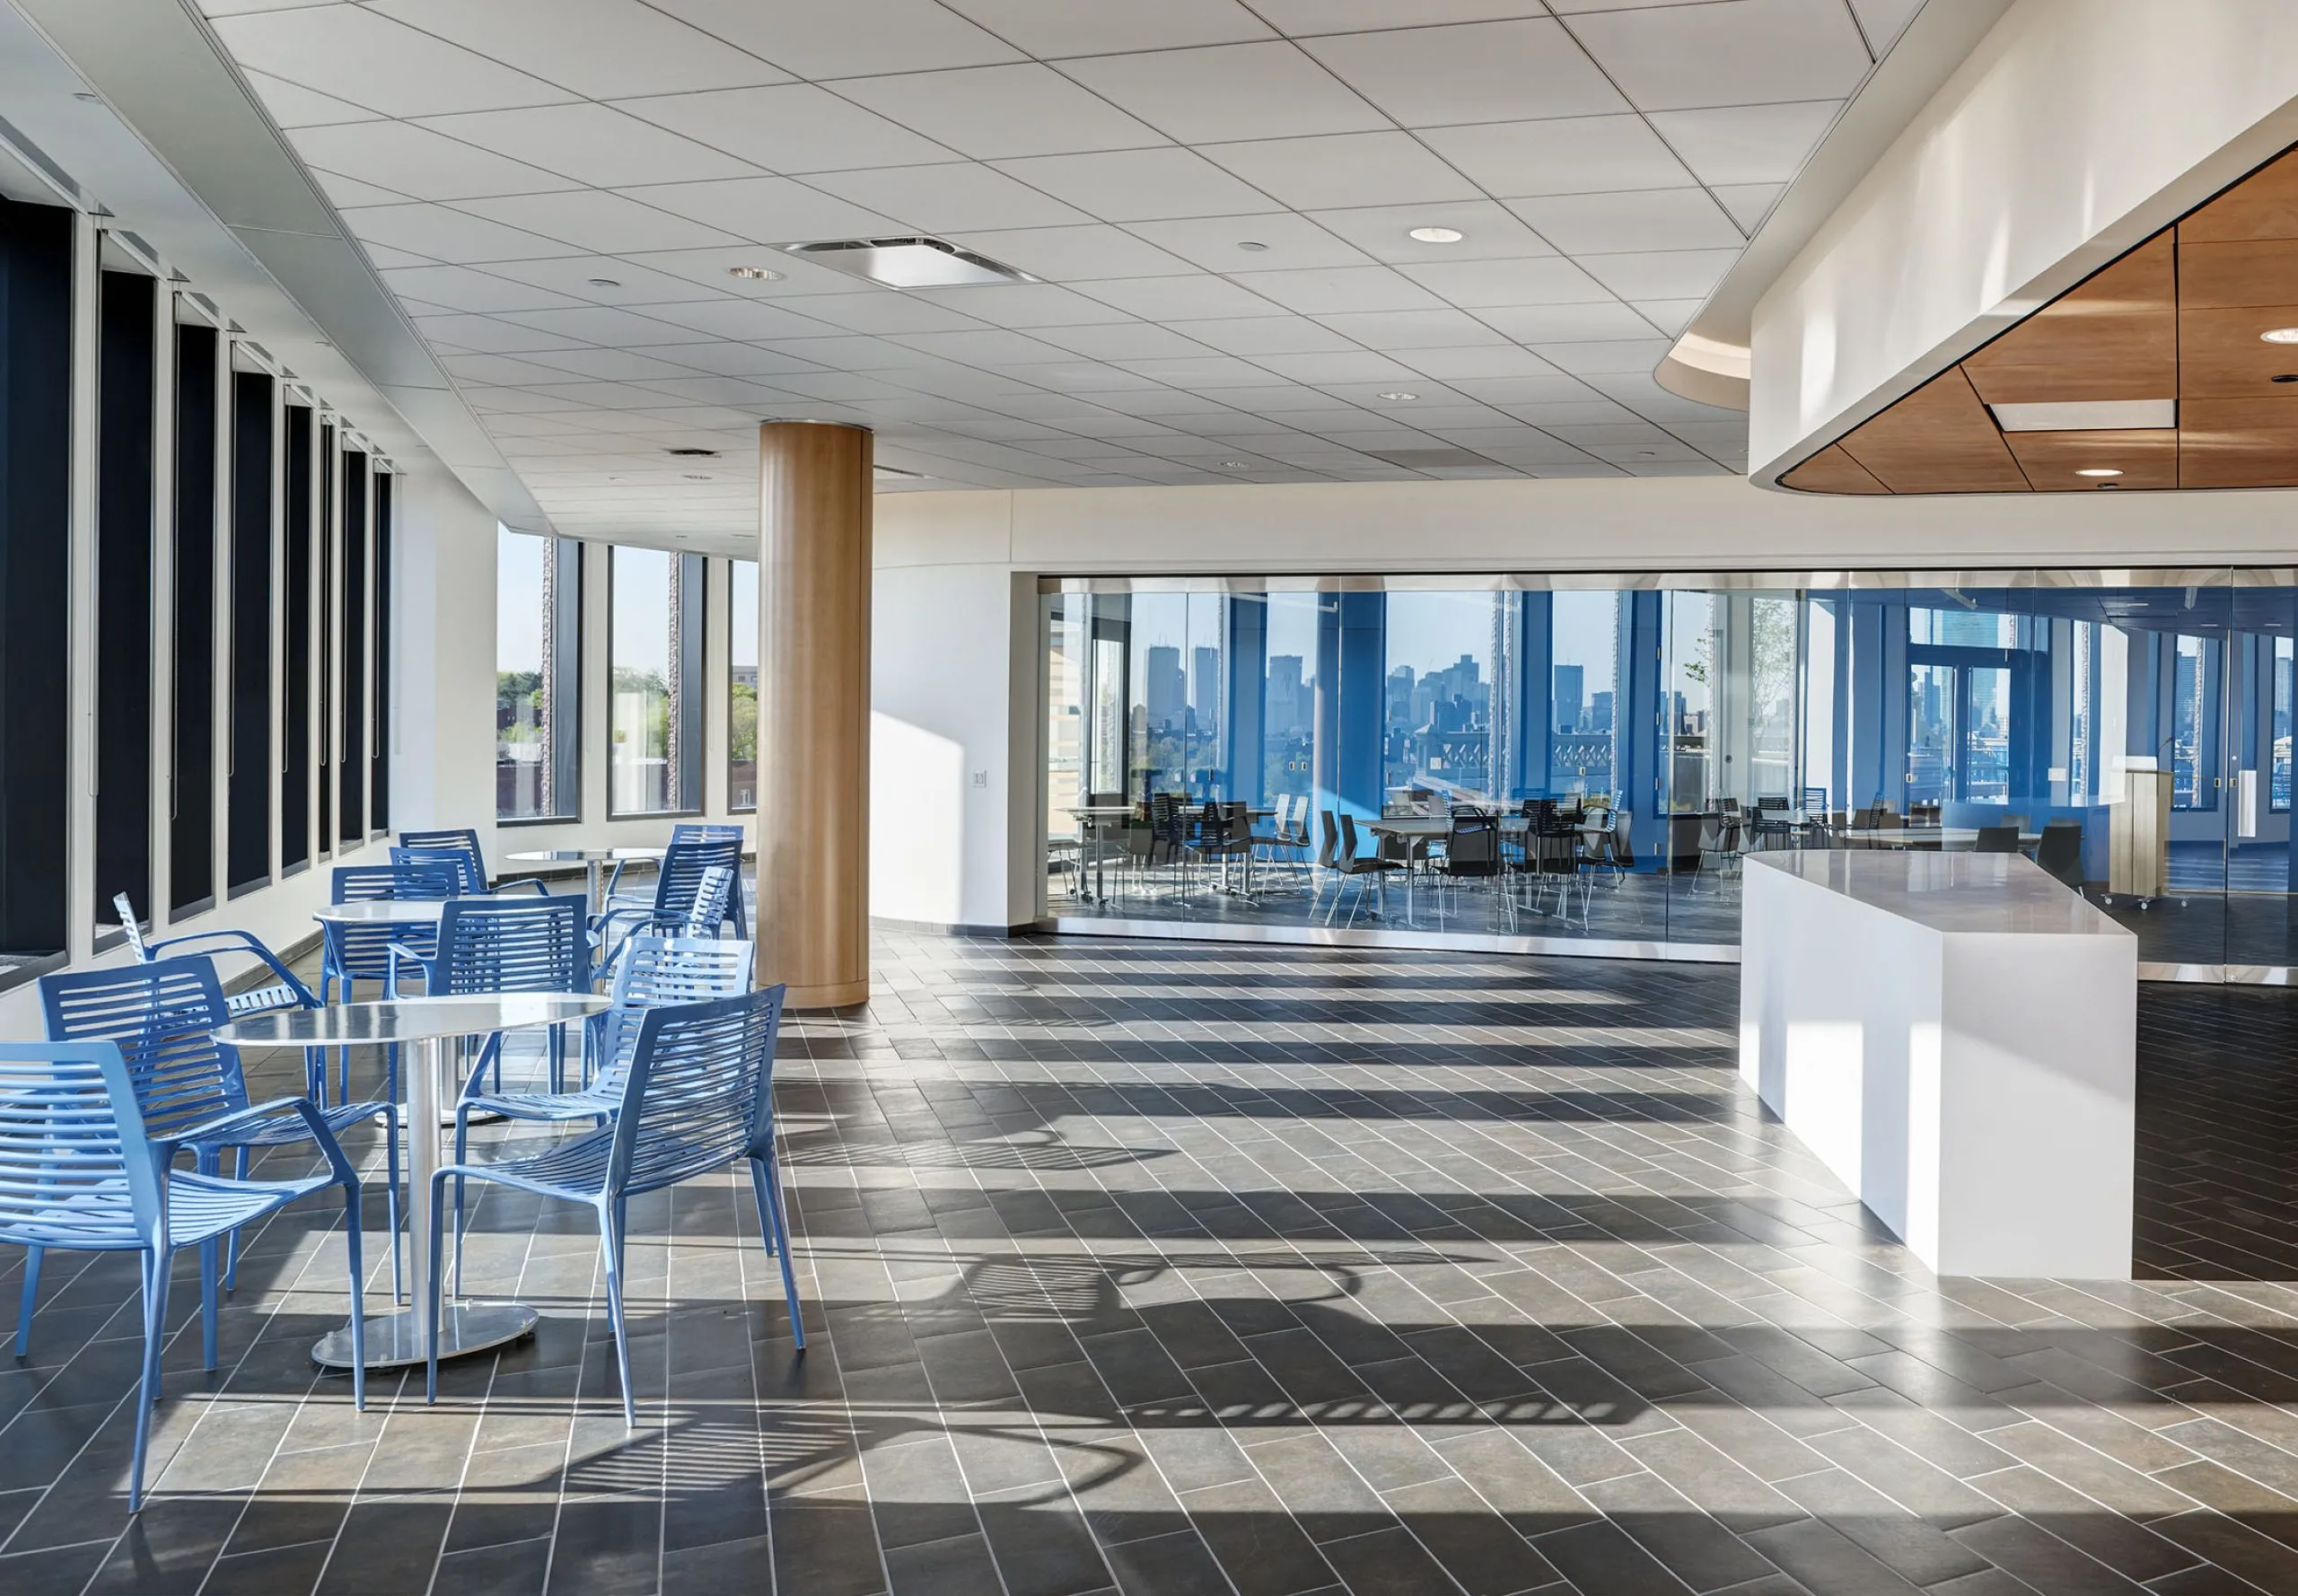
[756,421,872,1008]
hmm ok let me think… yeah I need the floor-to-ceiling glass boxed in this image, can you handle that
[1041,570,2298,975]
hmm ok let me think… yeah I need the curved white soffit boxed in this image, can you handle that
[3,0,554,536]
[1653,0,2015,415]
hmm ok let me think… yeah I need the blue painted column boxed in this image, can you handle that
[1312,591,1385,823]
[1224,593,1266,805]
[1619,591,1663,869]
[1518,593,1552,800]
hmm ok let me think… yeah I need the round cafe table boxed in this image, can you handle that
[503,846,666,917]
[217,993,610,1372]
[310,893,505,927]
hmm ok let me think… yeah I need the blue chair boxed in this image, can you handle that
[0,1041,368,1510]
[397,828,550,898]
[450,934,753,1289]
[593,837,742,966]
[427,985,800,1423]
[114,891,332,1103]
[320,863,459,1006]
[671,822,750,929]
[41,956,404,1300]
[391,897,587,1094]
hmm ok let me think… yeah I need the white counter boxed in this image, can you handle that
[1740,851,2136,1279]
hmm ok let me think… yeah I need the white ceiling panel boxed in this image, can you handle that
[988,147,1277,222]
[779,291,987,336]
[1303,200,1557,265]
[633,297,846,340]
[1058,43,1388,144]
[410,313,586,355]
[367,0,791,99]
[612,84,958,174]
[1629,298,1704,335]
[1125,213,1371,273]
[1250,0,1548,26]
[1475,302,1662,342]
[341,203,584,263]
[378,264,581,314]
[1851,0,1928,55]
[1419,116,1697,197]
[1393,346,1579,381]
[948,224,1198,281]
[457,191,741,253]
[612,177,903,243]
[940,0,1274,56]
[1301,19,1627,128]
[287,121,580,202]
[1509,188,1743,253]
[799,163,1092,232]
[1025,324,1220,361]
[1230,266,1445,316]
[1646,100,1844,186]
[213,6,579,118]
[1075,275,1285,320]
[525,347,722,381]
[1535,338,1677,374]
[1712,182,1787,231]
[1311,309,1508,350]
[1566,0,1875,111]
[908,284,1135,329]
[1251,351,1424,384]
[1574,248,1740,300]
[643,0,1026,78]
[499,305,731,346]
[413,104,762,189]
[243,69,382,130]
[1397,255,1609,308]
[834,65,1169,160]
[478,257,729,305]
[1197,132,1481,211]
[1164,316,1360,356]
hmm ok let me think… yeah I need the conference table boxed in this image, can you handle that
[218,993,610,1372]
[1837,827,2043,851]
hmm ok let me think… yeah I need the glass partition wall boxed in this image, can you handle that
[1041,571,2298,975]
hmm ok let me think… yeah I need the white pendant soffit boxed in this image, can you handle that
[1654,0,2014,414]
[1989,399,2176,433]
[3,0,552,533]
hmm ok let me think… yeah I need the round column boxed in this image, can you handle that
[756,421,872,1009]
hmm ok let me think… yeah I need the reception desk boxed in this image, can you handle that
[1740,851,2136,1279]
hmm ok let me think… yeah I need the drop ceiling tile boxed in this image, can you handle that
[799,164,1091,232]
[1311,309,1508,350]
[759,334,951,369]
[1629,298,1703,336]
[643,0,1025,77]
[1446,373,1609,403]
[368,0,789,98]
[441,352,592,386]
[1647,100,1842,187]
[1660,418,1751,456]
[766,373,922,402]
[939,0,1273,55]
[1127,213,1371,273]
[461,382,593,411]
[1163,316,1360,356]
[317,171,419,210]
[1574,248,1738,300]
[631,297,845,339]
[243,69,382,129]
[616,246,876,296]
[525,347,719,381]
[358,242,438,270]
[1495,398,1639,425]
[411,313,585,354]
[771,291,985,336]
[1851,0,1926,54]
[1075,275,1286,320]
[987,147,1274,222]
[414,104,762,188]
[1301,18,1627,128]
[1393,346,1577,381]
[478,257,728,304]
[1025,324,1220,360]
[1220,386,1366,414]
[1110,355,1283,388]
[1419,115,1693,197]
[290,122,579,201]
[1254,351,1425,384]
[213,6,578,117]
[886,329,1086,365]
[1229,266,1446,316]
[625,342,828,377]
[343,203,584,263]
[1253,0,1548,28]
[1058,43,1387,144]
[1475,302,1661,341]
[1399,255,1610,308]
[610,176,904,245]
[1510,189,1743,253]
[499,305,731,346]
[1303,201,1557,266]
[455,190,741,253]
[1712,183,1786,232]
[1566,0,1873,111]
[1197,132,1482,211]
[835,65,1169,160]
[947,224,1198,281]
[380,264,582,314]
[1532,337,1675,373]
[612,85,955,178]
[908,283,1135,329]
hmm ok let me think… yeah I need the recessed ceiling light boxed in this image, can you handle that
[728,265,783,281]
[1375,391,1418,401]
[1219,460,1250,469]
[682,473,713,481]
[1408,226,1464,244]
[2074,468,2122,478]
[1236,241,1268,252]
[586,276,620,288]
[2262,327,2298,343]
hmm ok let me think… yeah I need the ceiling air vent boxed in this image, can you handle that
[779,236,1038,289]
[1367,448,1495,471]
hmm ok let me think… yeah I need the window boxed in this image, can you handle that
[729,559,757,811]
[171,320,218,916]
[496,528,580,820]
[2172,633,2218,810]
[373,472,392,831]
[1547,590,1619,799]
[226,369,273,894]
[1386,592,1499,804]
[95,269,156,933]
[316,425,334,851]
[281,404,312,871]
[2275,636,2293,812]
[338,450,367,842]
[610,546,702,815]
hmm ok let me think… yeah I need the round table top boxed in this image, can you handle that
[216,994,610,1048]
[504,846,667,864]
[311,896,500,925]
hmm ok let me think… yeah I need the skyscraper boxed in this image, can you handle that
[1190,645,1221,727]
[1145,645,1184,729]
[1266,654,1305,735]
[1555,663,1584,733]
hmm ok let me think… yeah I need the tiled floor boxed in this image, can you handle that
[6,933,2298,1595]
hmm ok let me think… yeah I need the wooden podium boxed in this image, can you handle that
[2109,767,2171,899]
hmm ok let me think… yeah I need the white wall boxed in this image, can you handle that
[1749,0,2298,477]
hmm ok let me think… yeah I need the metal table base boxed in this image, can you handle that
[313,1302,539,1372]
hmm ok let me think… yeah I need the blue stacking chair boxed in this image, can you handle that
[0,1041,367,1510]
[426,985,800,1423]
[396,828,551,898]
[41,956,404,1300]
[449,934,753,1289]
[671,822,750,929]
[113,891,332,1104]
[320,862,459,1004]
[390,897,587,1094]
[593,837,742,967]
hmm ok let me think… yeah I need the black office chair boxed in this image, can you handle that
[1435,805,1503,925]
[1326,812,1399,925]
[1974,826,2020,854]
[2035,820,2084,887]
